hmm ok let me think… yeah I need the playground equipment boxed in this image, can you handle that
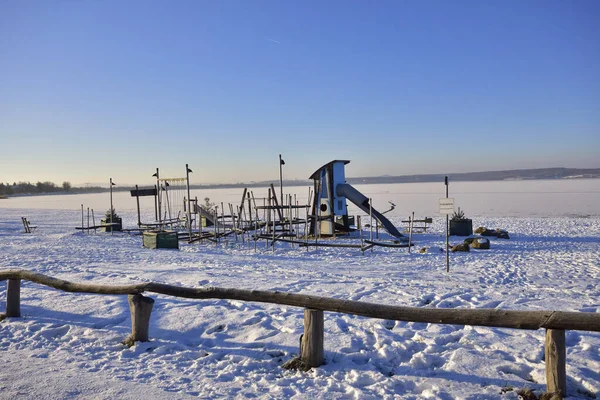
[121,159,412,252]
[308,160,407,241]
[128,166,193,232]
[181,159,412,252]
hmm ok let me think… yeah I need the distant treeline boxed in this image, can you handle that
[0,181,105,196]
[2,167,599,196]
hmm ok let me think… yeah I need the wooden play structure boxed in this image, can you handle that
[186,160,413,252]
[78,159,414,252]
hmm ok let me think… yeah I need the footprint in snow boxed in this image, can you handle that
[496,364,535,382]
[205,324,226,334]
[481,300,504,309]
[382,320,395,330]
[336,319,349,332]
[36,325,71,340]
[239,312,266,326]
[350,354,370,365]
[565,330,581,346]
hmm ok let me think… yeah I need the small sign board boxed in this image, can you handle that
[130,188,157,197]
[439,198,455,214]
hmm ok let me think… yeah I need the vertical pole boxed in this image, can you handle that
[255,198,260,251]
[247,194,253,236]
[229,203,237,242]
[236,188,247,232]
[269,183,283,222]
[109,177,114,235]
[81,204,84,231]
[445,176,449,273]
[279,154,284,209]
[126,294,154,343]
[369,199,373,252]
[369,198,373,241]
[358,215,364,254]
[164,183,171,222]
[214,207,218,246]
[135,185,141,227]
[186,164,192,240]
[154,185,158,222]
[272,206,276,252]
[156,168,161,226]
[289,194,293,237]
[266,188,272,235]
[253,199,258,252]
[545,329,567,397]
[6,279,21,317]
[221,201,225,239]
[87,207,90,230]
[241,202,247,232]
[237,206,244,243]
[301,309,324,368]
[408,212,414,253]
[305,205,309,251]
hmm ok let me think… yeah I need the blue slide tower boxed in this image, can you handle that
[308,160,406,240]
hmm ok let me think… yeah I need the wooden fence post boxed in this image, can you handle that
[6,279,21,317]
[125,294,154,344]
[545,329,566,397]
[301,308,324,368]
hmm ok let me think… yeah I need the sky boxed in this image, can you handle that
[1,0,599,186]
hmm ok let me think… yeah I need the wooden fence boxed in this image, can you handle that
[2,269,600,397]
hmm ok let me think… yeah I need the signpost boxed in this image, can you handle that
[439,198,455,214]
[441,177,452,272]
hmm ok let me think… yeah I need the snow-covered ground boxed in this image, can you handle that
[1,181,600,399]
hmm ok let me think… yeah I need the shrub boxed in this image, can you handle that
[451,207,467,220]
[105,207,120,221]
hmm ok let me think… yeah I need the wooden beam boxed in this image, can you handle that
[269,183,284,222]
[545,329,567,397]
[2,269,600,332]
[236,188,247,231]
[254,205,309,210]
[301,309,324,368]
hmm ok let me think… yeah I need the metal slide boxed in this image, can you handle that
[336,184,407,240]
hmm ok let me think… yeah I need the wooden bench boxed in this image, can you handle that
[21,217,37,233]
[402,217,432,233]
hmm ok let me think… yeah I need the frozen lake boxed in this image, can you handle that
[2,179,599,219]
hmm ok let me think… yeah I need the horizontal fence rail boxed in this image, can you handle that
[2,268,600,397]
[2,269,599,332]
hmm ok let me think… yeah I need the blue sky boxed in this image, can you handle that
[1,0,598,185]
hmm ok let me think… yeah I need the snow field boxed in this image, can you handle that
[1,207,599,399]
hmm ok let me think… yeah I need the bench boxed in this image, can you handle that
[402,217,433,233]
[21,217,37,233]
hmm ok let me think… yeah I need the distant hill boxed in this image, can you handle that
[345,167,600,185]
[4,168,599,197]
[191,167,600,189]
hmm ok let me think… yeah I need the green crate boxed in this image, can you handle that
[143,230,179,249]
